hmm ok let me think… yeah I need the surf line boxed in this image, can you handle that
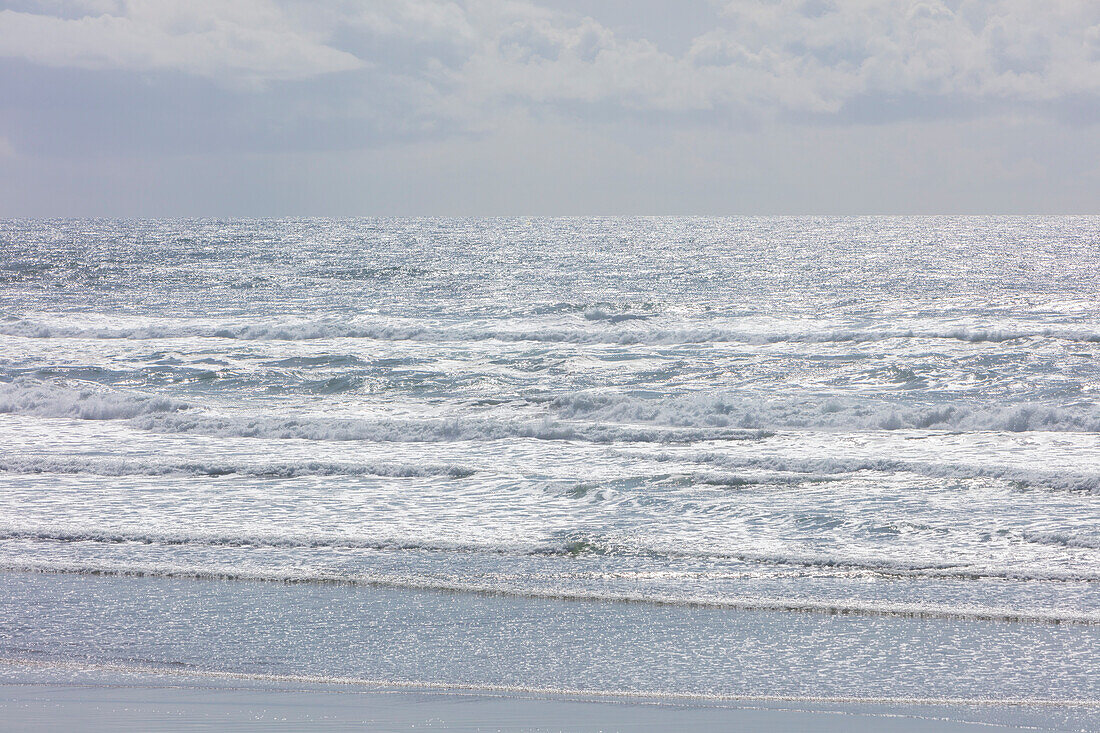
[2,657,1098,709]
[5,564,1100,626]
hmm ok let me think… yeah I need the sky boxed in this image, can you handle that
[0,0,1098,216]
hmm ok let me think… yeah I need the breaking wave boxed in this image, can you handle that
[129,412,771,444]
[0,378,185,420]
[552,391,1100,433]
[6,376,1100,444]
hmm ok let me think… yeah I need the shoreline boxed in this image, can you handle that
[4,656,1097,710]
[4,564,1098,627]
[1,661,1085,733]
[3,569,1096,716]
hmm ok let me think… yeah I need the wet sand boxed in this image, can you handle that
[0,679,1059,732]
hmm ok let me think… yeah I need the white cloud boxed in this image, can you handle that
[364,0,1100,119]
[0,0,363,84]
[3,0,1099,120]
[703,0,1100,106]
[347,0,473,44]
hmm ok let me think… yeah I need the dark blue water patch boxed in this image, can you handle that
[14,366,132,384]
[371,356,434,367]
[139,353,184,365]
[264,355,368,368]
[0,366,228,392]
[585,311,652,324]
[228,275,272,289]
[317,265,432,281]
[529,302,591,315]
[300,375,365,394]
[0,365,353,396]
[0,262,59,284]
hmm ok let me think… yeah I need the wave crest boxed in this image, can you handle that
[0,378,186,420]
[130,412,771,444]
[5,317,1100,346]
[554,391,1100,433]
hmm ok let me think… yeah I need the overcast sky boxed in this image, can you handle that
[1,0,1098,215]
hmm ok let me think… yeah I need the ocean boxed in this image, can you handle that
[1,217,1098,728]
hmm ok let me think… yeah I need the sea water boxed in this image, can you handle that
[0,218,1098,723]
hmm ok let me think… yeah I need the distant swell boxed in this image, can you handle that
[3,562,1097,625]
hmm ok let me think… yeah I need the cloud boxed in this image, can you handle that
[0,1,363,84]
[346,0,1100,122]
[4,0,1099,121]
[703,0,1100,108]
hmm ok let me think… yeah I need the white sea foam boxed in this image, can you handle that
[129,412,771,443]
[553,391,1100,433]
[123,400,1100,442]
[6,373,1099,436]
[0,378,185,420]
[1018,531,1100,550]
